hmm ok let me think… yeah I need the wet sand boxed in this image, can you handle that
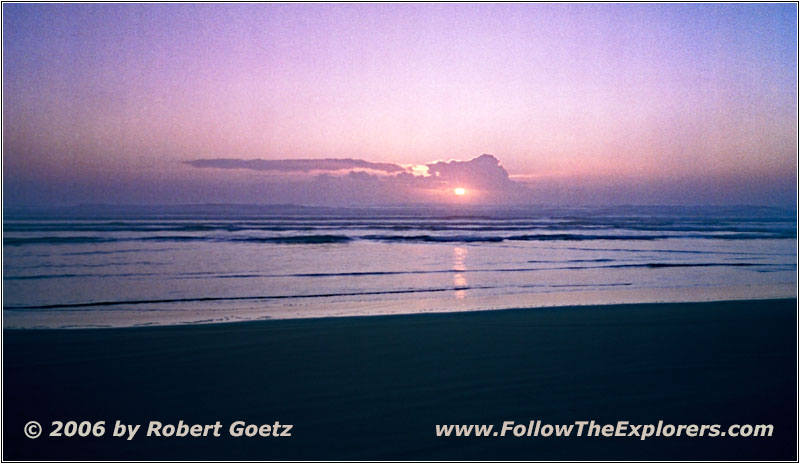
[3,298,796,460]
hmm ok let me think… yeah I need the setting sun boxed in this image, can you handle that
[454,187,466,196]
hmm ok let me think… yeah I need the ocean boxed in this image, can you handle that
[3,204,796,328]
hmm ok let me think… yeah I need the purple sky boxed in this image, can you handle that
[3,3,797,206]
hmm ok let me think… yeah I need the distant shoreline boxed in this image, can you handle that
[5,202,795,220]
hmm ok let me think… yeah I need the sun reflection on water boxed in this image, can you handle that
[453,246,468,299]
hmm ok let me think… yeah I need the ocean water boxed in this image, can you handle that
[3,205,796,328]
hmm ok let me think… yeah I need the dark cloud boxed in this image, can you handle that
[425,154,513,189]
[186,158,407,174]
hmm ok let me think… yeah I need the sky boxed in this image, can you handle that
[3,3,797,207]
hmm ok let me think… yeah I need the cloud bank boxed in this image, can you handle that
[185,154,532,205]
[186,158,406,174]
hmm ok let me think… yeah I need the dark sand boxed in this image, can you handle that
[4,299,796,460]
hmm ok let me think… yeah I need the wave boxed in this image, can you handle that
[2,277,691,312]
[4,229,794,247]
[3,236,116,246]
[359,233,791,243]
[5,217,795,237]
[598,262,763,269]
[58,247,180,256]
[2,286,493,311]
[229,235,353,244]
[286,261,768,276]
[6,261,774,282]
[5,261,167,271]
[5,272,160,280]
[563,246,795,256]
[361,234,506,243]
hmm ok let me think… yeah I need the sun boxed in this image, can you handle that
[453,187,466,196]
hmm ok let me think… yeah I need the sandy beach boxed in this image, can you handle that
[3,298,796,460]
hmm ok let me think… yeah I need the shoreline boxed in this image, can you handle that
[4,297,796,460]
[4,283,795,329]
